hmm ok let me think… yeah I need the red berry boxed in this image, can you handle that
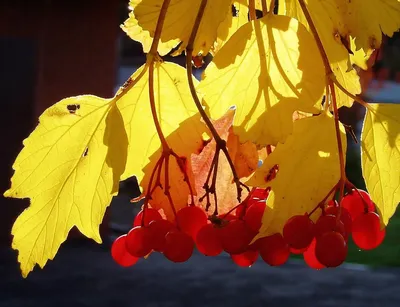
[235,203,247,218]
[303,238,325,270]
[352,212,385,250]
[315,215,347,239]
[133,208,162,227]
[244,201,266,232]
[148,219,176,252]
[163,230,194,262]
[231,250,259,267]
[251,187,269,200]
[259,233,290,266]
[125,226,153,258]
[283,214,315,249]
[218,213,237,221]
[219,220,255,254]
[176,206,208,239]
[325,206,352,234]
[290,247,307,254]
[195,224,223,256]
[340,189,375,221]
[111,235,139,267]
[315,232,347,267]
[327,199,338,207]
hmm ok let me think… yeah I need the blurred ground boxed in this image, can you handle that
[2,238,400,307]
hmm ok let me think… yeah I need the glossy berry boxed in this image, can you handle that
[133,208,162,227]
[148,219,176,252]
[195,224,223,256]
[219,220,255,254]
[176,206,208,239]
[231,250,259,267]
[327,199,338,207]
[340,189,375,221]
[235,203,247,218]
[290,247,307,255]
[244,201,266,232]
[259,233,290,266]
[315,215,347,239]
[251,187,270,200]
[303,238,325,270]
[125,226,153,258]
[325,206,352,234]
[352,212,385,250]
[164,230,194,262]
[315,232,347,267]
[111,235,139,267]
[283,214,315,249]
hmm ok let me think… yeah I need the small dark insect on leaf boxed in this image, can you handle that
[67,104,80,114]
[83,147,89,157]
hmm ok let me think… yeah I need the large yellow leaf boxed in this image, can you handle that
[247,112,346,237]
[124,0,232,56]
[361,103,400,225]
[340,0,400,51]
[118,62,206,183]
[283,0,361,108]
[4,97,128,277]
[198,14,325,146]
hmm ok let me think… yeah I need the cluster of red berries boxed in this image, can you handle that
[111,188,386,270]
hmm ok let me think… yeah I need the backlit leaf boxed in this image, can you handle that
[247,112,346,237]
[124,0,232,56]
[198,14,325,146]
[361,103,400,225]
[4,96,128,277]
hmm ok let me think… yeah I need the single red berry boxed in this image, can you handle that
[315,214,347,239]
[283,214,315,249]
[325,206,352,234]
[111,234,139,267]
[303,238,325,270]
[219,220,255,254]
[192,55,204,68]
[315,231,347,267]
[244,201,266,232]
[163,230,194,263]
[231,250,259,267]
[352,212,385,250]
[259,233,290,266]
[125,226,153,258]
[235,203,247,218]
[195,224,223,256]
[133,208,162,227]
[251,187,270,200]
[327,199,338,207]
[148,219,176,252]
[340,189,375,221]
[176,206,208,239]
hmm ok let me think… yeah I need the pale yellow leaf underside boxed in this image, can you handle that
[361,103,400,225]
[247,112,347,237]
[198,14,325,146]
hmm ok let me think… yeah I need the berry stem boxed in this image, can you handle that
[249,0,257,20]
[185,0,248,204]
[308,182,339,218]
[261,0,268,15]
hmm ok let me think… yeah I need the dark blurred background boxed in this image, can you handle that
[1,1,400,306]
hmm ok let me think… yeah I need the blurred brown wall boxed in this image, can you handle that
[0,0,119,245]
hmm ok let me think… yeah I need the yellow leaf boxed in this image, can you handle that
[361,103,400,225]
[4,96,128,277]
[283,0,361,108]
[198,14,325,146]
[118,62,206,183]
[350,37,373,70]
[340,0,400,51]
[125,0,232,56]
[247,112,346,237]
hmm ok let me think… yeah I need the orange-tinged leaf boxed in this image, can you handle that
[191,110,254,215]
[4,96,128,277]
[198,14,325,146]
[140,114,208,221]
[124,0,232,56]
[247,112,347,238]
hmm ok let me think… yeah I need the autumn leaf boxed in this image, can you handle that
[247,112,346,238]
[361,103,400,225]
[339,0,400,51]
[282,0,361,108]
[123,0,232,56]
[191,110,257,215]
[4,96,128,277]
[198,14,325,146]
[139,114,208,221]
